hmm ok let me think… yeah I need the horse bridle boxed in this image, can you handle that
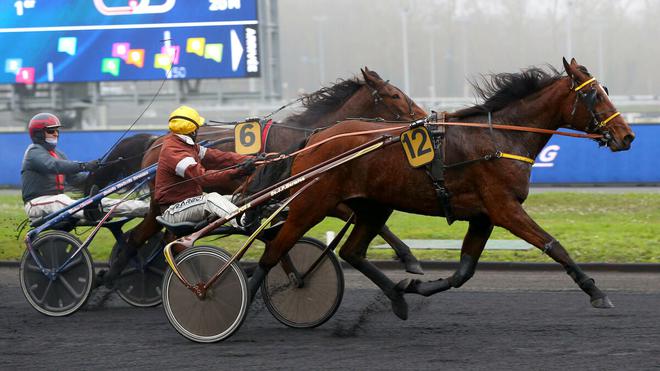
[367,80,416,120]
[570,76,620,145]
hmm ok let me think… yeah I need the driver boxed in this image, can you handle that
[155,105,256,227]
[93,106,258,293]
[21,113,149,222]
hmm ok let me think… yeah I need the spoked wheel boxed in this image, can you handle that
[19,231,94,317]
[162,246,249,343]
[261,237,344,328]
[113,231,166,307]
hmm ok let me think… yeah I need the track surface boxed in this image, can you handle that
[1,266,659,370]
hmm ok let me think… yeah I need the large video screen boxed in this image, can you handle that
[0,0,260,84]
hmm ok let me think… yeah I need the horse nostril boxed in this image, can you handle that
[623,134,635,147]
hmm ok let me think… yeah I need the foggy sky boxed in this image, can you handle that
[278,0,659,99]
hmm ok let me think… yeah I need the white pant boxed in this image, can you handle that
[160,193,239,227]
[24,194,150,222]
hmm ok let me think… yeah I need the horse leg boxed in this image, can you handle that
[249,197,333,302]
[379,224,424,275]
[406,216,493,296]
[101,203,163,287]
[335,203,423,275]
[338,200,411,320]
[491,201,613,309]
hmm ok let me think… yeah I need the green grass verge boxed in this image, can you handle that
[2,192,658,263]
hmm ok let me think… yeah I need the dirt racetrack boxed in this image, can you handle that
[1,266,659,370]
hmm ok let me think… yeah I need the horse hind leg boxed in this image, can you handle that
[378,224,424,275]
[338,200,411,320]
[406,216,493,297]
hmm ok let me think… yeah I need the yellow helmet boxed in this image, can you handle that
[168,105,205,134]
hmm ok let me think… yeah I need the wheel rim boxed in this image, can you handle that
[19,231,94,317]
[162,246,249,343]
[115,233,166,307]
[262,237,344,328]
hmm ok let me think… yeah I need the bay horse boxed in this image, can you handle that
[83,133,158,195]
[105,68,428,283]
[247,58,635,320]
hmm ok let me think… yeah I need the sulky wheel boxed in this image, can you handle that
[162,246,249,343]
[113,231,167,308]
[261,237,344,328]
[19,231,94,317]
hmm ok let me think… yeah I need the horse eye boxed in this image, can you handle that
[602,85,609,95]
[391,94,400,99]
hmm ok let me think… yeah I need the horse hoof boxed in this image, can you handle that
[391,298,408,320]
[388,279,411,320]
[404,260,424,275]
[591,296,615,309]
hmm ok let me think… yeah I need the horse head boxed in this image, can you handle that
[361,67,427,121]
[561,57,634,152]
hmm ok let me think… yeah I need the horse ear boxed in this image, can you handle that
[361,68,373,85]
[570,57,578,66]
[562,57,574,77]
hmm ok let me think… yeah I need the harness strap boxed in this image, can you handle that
[574,77,596,92]
[597,111,620,128]
[499,152,535,164]
[261,119,274,152]
[425,113,454,224]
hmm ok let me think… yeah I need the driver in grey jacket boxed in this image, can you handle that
[21,113,149,222]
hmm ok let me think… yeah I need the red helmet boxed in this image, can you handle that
[28,113,61,139]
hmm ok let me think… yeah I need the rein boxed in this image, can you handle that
[427,119,603,139]
[255,112,607,169]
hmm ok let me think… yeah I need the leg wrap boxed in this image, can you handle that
[248,265,268,302]
[543,239,559,255]
[449,254,477,288]
[565,263,605,299]
[406,254,477,296]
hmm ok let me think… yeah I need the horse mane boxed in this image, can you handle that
[284,78,364,127]
[452,65,566,119]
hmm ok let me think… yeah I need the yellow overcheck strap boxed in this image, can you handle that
[597,112,621,127]
[500,152,535,164]
[574,77,596,92]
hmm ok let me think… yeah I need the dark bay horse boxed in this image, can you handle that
[83,133,158,195]
[248,58,635,320]
[109,68,428,280]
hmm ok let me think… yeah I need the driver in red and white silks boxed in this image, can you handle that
[155,105,255,226]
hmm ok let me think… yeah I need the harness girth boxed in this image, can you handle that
[424,112,455,225]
